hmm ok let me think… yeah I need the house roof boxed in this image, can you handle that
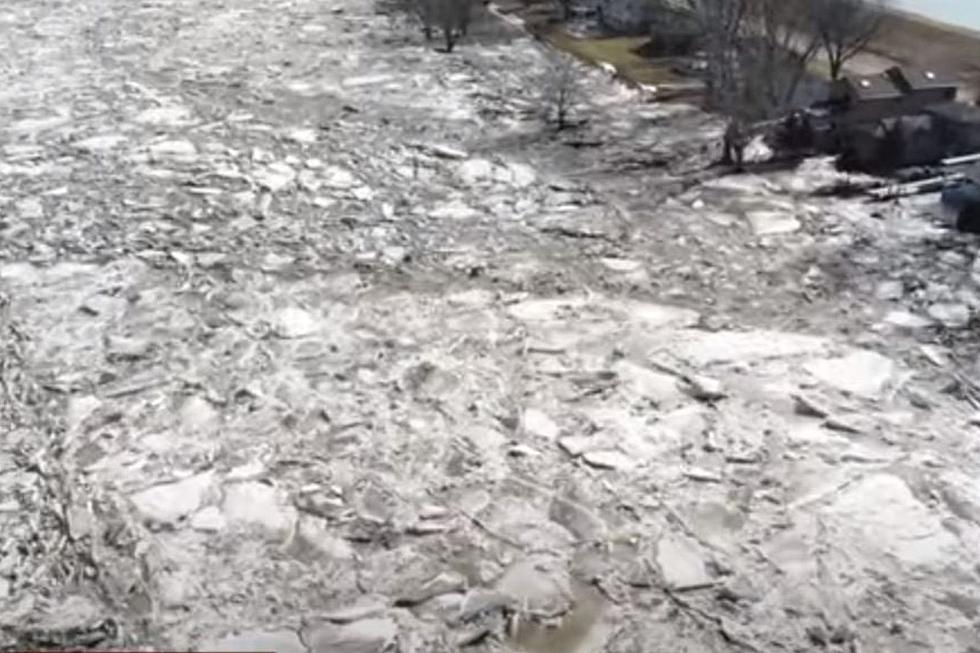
[886,66,957,92]
[842,74,903,101]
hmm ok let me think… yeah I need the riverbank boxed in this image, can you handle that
[536,28,701,96]
[499,0,980,105]
[492,1,701,98]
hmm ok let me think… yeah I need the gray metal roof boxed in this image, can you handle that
[888,66,958,92]
[843,74,903,101]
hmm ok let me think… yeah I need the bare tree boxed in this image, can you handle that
[813,0,887,80]
[683,0,853,166]
[682,0,748,109]
[683,0,824,166]
[541,56,582,130]
[555,0,573,21]
[385,0,435,40]
[722,116,749,168]
[742,0,821,115]
[457,0,473,36]
[430,0,473,52]
[417,0,436,40]
[681,0,754,169]
[390,0,473,49]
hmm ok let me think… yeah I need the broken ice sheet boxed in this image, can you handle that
[273,307,319,338]
[803,350,896,399]
[3,2,977,651]
[656,533,714,590]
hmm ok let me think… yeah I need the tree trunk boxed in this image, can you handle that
[724,119,746,170]
[829,56,843,80]
[824,42,844,80]
[782,55,812,108]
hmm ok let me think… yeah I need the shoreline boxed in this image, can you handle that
[494,0,980,103]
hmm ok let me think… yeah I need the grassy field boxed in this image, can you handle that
[870,9,980,97]
[514,3,980,105]
[537,28,691,90]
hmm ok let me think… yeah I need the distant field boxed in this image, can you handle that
[894,0,980,32]
[864,8,980,99]
[538,30,686,87]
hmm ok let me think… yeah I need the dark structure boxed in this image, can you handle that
[942,166,980,233]
[819,66,976,170]
[645,6,701,56]
[831,67,958,124]
[925,102,980,152]
[831,73,905,123]
[596,0,659,35]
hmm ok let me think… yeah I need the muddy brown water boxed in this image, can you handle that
[510,581,609,653]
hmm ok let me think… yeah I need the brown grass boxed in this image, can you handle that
[539,29,683,86]
[868,9,980,92]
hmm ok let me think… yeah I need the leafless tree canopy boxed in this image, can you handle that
[389,0,474,50]
[540,56,582,130]
[683,0,882,120]
[431,0,473,52]
[682,0,748,111]
[742,0,821,115]
[680,0,829,164]
[813,0,887,79]
[555,0,573,21]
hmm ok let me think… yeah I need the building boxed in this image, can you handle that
[832,66,959,124]
[831,73,906,123]
[822,65,976,169]
[886,66,958,105]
